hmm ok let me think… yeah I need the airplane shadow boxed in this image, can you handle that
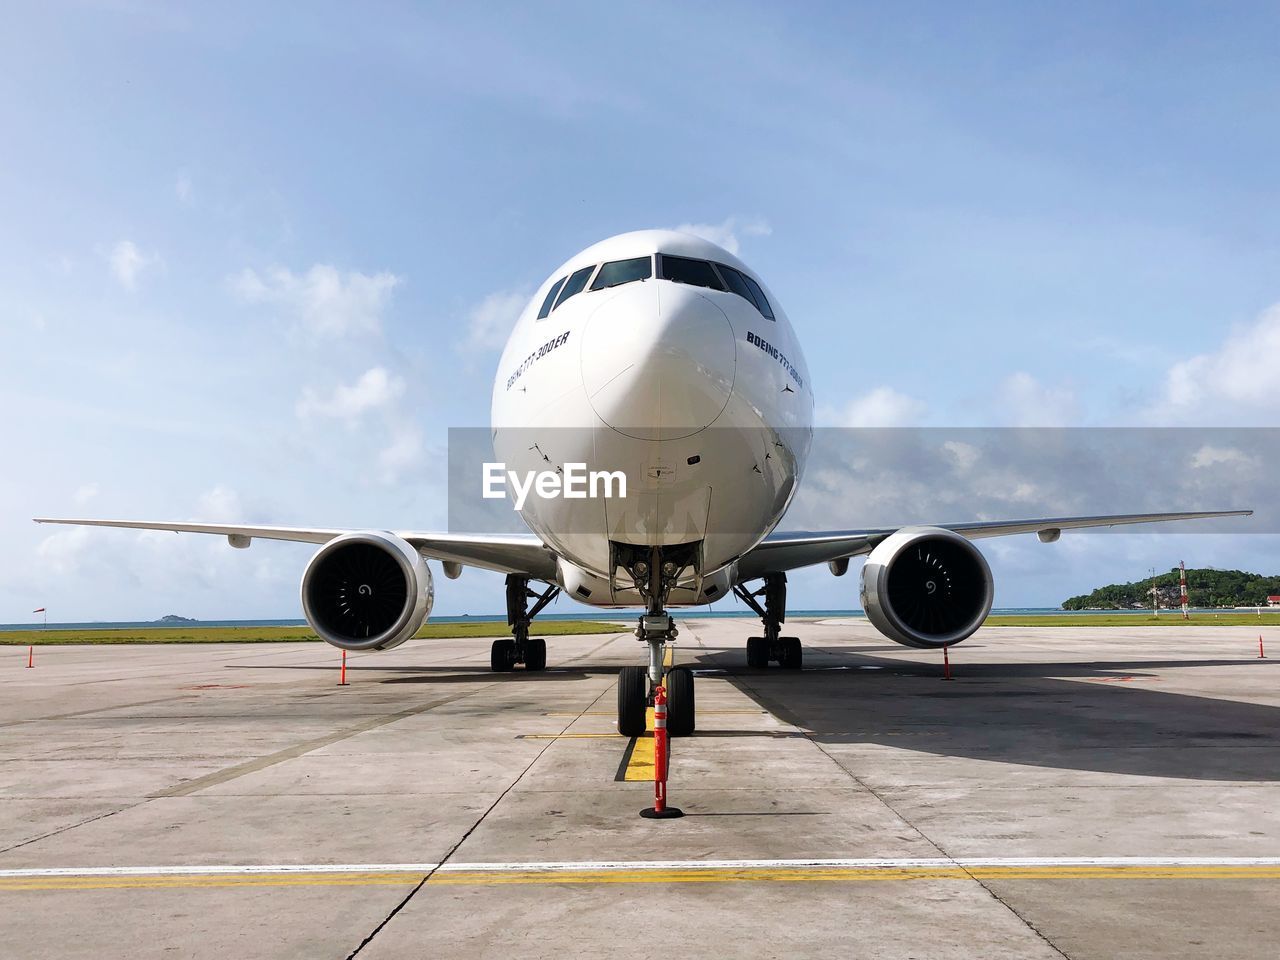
[222,641,1280,780]
[223,664,619,683]
[698,646,1280,782]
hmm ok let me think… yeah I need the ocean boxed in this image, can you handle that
[2,607,1256,632]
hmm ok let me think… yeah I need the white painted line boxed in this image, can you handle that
[0,863,440,879]
[438,857,1280,872]
[4,856,1280,879]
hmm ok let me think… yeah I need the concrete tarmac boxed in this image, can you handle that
[2,619,1279,959]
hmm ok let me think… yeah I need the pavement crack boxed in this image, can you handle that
[0,803,142,856]
[344,679,614,958]
[149,686,499,798]
[0,695,195,727]
[963,876,1074,960]
[728,670,1073,959]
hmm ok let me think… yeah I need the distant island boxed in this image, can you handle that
[156,614,199,623]
[1063,568,1280,610]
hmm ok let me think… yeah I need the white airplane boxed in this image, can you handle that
[36,230,1249,737]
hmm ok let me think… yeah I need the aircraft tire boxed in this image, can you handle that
[490,638,516,672]
[617,666,648,736]
[778,637,802,670]
[524,637,547,672]
[666,666,695,736]
[746,636,768,668]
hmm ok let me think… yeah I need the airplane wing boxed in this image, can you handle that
[736,510,1253,580]
[31,518,558,579]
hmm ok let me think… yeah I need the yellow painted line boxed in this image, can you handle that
[427,865,1280,886]
[5,865,1280,892]
[619,648,676,781]
[623,707,656,781]
[544,711,765,718]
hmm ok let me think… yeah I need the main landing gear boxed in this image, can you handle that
[491,575,560,672]
[733,572,802,669]
[615,546,696,739]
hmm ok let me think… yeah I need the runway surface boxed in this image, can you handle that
[3,619,1278,958]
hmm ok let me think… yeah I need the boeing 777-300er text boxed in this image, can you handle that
[36,231,1250,736]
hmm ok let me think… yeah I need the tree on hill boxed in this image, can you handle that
[1062,568,1280,610]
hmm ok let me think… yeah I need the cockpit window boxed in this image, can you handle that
[590,256,652,290]
[554,265,595,310]
[659,255,725,291]
[737,272,773,321]
[740,272,774,320]
[714,263,758,310]
[537,276,566,319]
[712,262,775,320]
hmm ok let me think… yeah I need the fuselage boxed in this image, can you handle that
[491,231,813,606]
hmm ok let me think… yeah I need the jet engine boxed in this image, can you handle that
[860,526,993,648]
[301,532,434,651]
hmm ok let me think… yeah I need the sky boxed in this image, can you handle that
[2,1,1279,622]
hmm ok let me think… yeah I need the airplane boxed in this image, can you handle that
[36,230,1250,738]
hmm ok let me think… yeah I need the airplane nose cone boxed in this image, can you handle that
[581,282,736,439]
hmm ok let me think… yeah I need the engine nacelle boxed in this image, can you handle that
[301,532,434,651]
[860,526,993,648]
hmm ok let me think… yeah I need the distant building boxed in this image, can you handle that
[1268,595,1280,607]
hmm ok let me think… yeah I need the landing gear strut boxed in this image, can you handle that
[734,573,802,669]
[615,546,696,738]
[491,575,559,672]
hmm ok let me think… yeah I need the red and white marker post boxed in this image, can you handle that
[338,649,349,685]
[640,682,683,819]
[1259,635,1267,659]
[942,644,953,680]
[26,646,33,669]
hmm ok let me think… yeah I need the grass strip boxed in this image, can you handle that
[0,620,628,645]
[984,613,1280,627]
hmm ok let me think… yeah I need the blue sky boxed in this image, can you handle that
[2,1,1278,621]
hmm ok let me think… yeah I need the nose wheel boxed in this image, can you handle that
[616,612,696,737]
[618,665,648,736]
[617,662,696,736]
[665,665,695,734]
[615,546,699,737]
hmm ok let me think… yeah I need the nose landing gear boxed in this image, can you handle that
[491,575,559,672]
[615,546,697,737]
[735,573,802,669]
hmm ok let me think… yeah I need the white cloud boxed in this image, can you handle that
[822,386,926,428]
[72,483,99,507]
[669,216,771,256]
[1190,445,1257,469]
[1161,303,1280,421]
[379,424,423,483]
[175,173,192,203]
[108,240,155,291]
[195,485,245,522]
[460,290,528,353]
[942,440,980,472]
[296,367,405,423]
[232,264,401,337]
[996,372,1078,426]
[36,527,93,577]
